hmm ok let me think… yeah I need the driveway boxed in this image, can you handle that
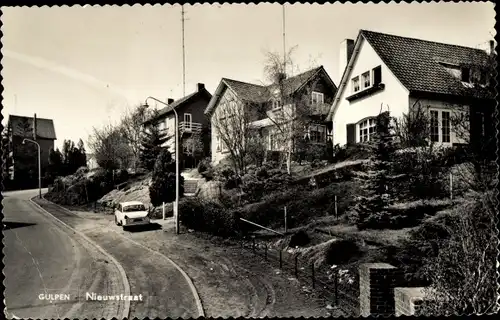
[2,189,126,319]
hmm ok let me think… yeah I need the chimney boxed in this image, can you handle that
[167,98,174,105]
[197,83,205,92]
[339,39,355,83]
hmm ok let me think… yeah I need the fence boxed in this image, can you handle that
[239,235,359,316]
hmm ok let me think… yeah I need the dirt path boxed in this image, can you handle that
[124,219,340,317]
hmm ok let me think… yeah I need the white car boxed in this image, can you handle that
[114,201,151,229]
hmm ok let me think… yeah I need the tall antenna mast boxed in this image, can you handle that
[181,5,186,96]
[282,4,286,75]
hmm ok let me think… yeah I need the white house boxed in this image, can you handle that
[327,30,495,147]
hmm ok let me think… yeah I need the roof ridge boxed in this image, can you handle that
[223,77,266,87]
[360,29,487,53]
[9,114,54,121]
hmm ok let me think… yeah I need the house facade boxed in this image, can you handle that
[327,30,495,149]
[4,114,57,189]
[205,66,337,165]
[144,83,212,169]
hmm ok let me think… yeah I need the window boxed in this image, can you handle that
[123,204,146,212]
[311,92,324,105]
[309,124,327,143]
[269,130,275,150]
[352,76,360,92]
[358,118,377,142]
[216,135,222,152]
[441,111,450,143]
[272,99,282,110]
[362,71,371,89]
[461,67,471,83]
[430,110,439,142]
[184,113,192,123]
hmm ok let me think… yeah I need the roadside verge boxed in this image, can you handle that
[29,196,131,319]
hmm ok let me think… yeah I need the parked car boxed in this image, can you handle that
[114,201,151,229]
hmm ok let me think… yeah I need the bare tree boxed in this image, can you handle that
[88,123,133,171]
[118,104,154,170]
[261,47,321,174]
[211,91,261,176]
[393,100,431,148]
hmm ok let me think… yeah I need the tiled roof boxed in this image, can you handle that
[222,78,270,103]
[361,30,493,98]
[147,89,212,123]
[8,115,57,140]
[224,66,328,103]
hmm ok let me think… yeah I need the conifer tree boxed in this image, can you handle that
[149,148,184,206]
[139,124,168,171]
[355,111,397,229]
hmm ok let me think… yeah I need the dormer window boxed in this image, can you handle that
[352,76,360,93]
[311,91,324,105]
[461,67,471,83]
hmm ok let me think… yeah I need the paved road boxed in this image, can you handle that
[33,197,202,318]
[2,189,126,319]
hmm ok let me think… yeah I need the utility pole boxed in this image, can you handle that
[181,5,186,96]
[282,4,286,74]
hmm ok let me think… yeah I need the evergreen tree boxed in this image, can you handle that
[355,111,397,229]
[149,148,184,207]
[46,148,64,183]
[139,124,167,171]
[77,139,87,168]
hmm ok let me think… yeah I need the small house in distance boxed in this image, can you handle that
[4,114,57,189]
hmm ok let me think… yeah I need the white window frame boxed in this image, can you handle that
[429,109,453,145]
[272,99,282,110]
[352,76,360,93]
[357,118,377,143]
[311,91,324,105]
[362,71,371,89]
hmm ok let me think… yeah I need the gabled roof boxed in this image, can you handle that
[205,66,336,115]
[146,88,212,124]
[362,30,491,96]
[8,115,57,140]
[327,30,494,121]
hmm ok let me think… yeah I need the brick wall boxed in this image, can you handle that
[359,263,404,316]
[360,263,435,316]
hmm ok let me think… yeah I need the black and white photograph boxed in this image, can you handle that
[1,1,497,318]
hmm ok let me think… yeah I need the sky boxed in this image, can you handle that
[1,2,495,150]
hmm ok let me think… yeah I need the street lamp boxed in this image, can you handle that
[22,138,42,199]
[143,96,180,234]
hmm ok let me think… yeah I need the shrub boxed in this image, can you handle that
[325,238,363,265]
[240,166,293,204]
[180,197,238,237]
[289,230,310,247]
[197,157,212,176]
[213,163,241,189]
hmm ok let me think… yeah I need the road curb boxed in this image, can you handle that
[29,197,131,319]
[112,230,206,318]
